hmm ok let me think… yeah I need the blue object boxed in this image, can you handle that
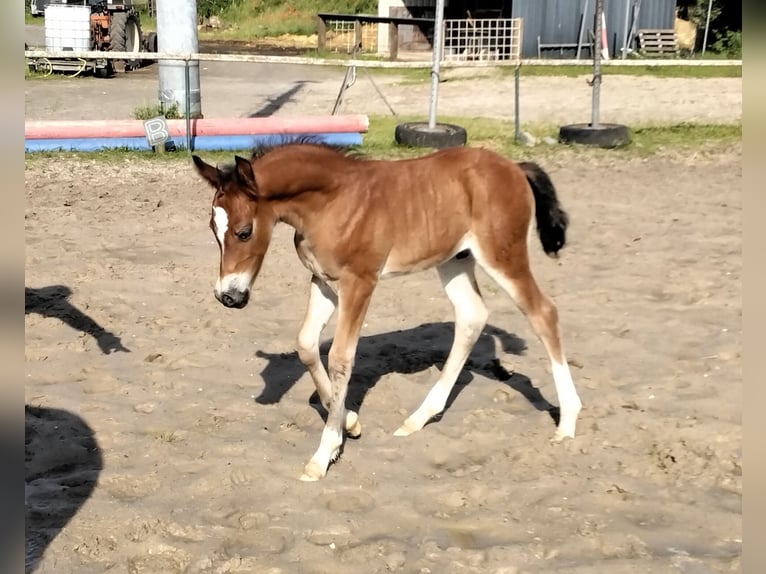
[25,132,364,152]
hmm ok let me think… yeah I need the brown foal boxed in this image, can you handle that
[193,141,582,481]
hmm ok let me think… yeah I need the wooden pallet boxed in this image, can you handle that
[638,29,679,57]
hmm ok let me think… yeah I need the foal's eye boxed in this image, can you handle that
[235,225,253,241]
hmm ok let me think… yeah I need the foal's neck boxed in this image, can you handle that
[258,147,350,233]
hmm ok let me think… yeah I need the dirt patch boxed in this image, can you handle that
[25,143,741,573]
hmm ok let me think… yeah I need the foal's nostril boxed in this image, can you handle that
[219,291,249,309]
[220,293,236,307]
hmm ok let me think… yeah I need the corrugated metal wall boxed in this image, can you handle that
[511,0,676,58]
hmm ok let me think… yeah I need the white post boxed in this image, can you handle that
[591,0,603,127]
[702,0,713,54]
[621,0,631,59]
[427,0,446,129]
[157,0,203,118]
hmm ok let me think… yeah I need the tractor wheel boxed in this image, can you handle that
[110,11,142,71]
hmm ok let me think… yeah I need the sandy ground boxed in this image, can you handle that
[25,26,742,574]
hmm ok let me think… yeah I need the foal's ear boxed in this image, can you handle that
[234,155,256,193]
[192,155,220,187]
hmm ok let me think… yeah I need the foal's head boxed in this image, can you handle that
[193,154,270,310]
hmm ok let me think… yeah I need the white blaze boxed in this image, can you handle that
[212,207,254,296]
[217,272,253,294]
[213,206,228,250]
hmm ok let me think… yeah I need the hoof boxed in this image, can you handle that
[550,428,576,443]
[393,422,417,437]
[299,460,326,482]
[346,411,362,438]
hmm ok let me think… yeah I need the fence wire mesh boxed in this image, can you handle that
[442,18,523,62]
[324,20,379,54]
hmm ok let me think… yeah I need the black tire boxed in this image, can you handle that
[94,61,114,78]
[141,32,158,67]
[394,121,467,149]
[110,12,142,71]
[558,123,631,148]
[145,32,158,53]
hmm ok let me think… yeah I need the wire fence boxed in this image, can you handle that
[23,48,740,68]
[323,20,379,54]
[443,18,523,63]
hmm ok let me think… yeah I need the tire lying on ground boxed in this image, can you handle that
[394,121,467,149]
[110,11,142,71]
[558,123,631,148]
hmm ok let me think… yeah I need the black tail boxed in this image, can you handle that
[518,161,569,257]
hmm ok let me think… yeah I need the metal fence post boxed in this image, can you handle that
[514,64,520,143]
[184,58,191,154]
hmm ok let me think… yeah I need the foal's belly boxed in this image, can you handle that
[379,234,473,279]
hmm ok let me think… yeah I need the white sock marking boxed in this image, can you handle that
[551,359,582,438]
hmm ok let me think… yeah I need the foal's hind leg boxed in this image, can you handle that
[394,256,489,436]
[474,251,582,441]
[296,276,361,437]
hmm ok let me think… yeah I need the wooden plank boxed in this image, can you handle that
[388,22,399,61]
[317,12,434,27]
[638,28,678,56]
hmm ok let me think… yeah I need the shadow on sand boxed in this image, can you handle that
[25,285,130,355]
[254,321,559,427]
[25,405,103,574]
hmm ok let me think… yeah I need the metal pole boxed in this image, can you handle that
[621,0,631,59]
[157,0,202,118]
[514,65,520,142]
[591,0,603,127]
[577,0,589,60]
[185,59,191,153]
[702,0,713,54]
[427,0,447,129]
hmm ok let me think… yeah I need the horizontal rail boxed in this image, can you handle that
[26,115,370,139]
[24,50,741,68]
[316,12,434,26]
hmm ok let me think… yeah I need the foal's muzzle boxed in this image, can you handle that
[216,289,250,309]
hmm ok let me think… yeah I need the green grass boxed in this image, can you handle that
[25,65,77,80]
[197,0,376,40]
[25,12,43,25]
[510,63,741,79]
[362,116,741,159]
[137,10,157,32]
[132,102,183,120]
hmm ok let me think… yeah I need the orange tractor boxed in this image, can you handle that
[28,0,157,77]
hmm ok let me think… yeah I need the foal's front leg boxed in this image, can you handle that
[300,275,375,482]
[296,276,361,437]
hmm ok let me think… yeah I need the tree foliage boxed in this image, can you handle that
[198,0,241,18]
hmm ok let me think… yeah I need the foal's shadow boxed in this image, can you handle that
[254,322,559,427]
[25,285,130,354]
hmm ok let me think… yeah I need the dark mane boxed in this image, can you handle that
[210,135,367,190]
[249,134,366,161]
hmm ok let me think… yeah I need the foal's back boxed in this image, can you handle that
[358,146,535,273]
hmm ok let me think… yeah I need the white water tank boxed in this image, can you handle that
[45,4,91,51]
